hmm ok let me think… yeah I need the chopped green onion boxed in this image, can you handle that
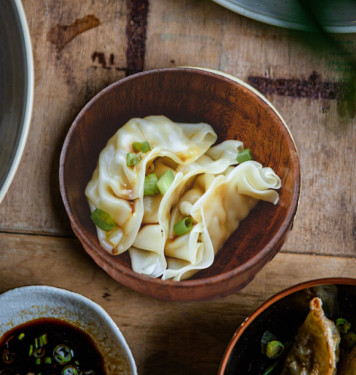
[90,208,116,231]
[266,340,285,359]
[2,349,13,364]
[36,358,41,365]
[261,330,277,354]
[263,361,279,375]
[18,332,25,340]
[144,173,159,196]
[132,141,151,153]
[33,347,45,358]
[126,152,141,167]
[236,148,253,164]
[62,365,78,375]
[157,169,174,195]
[29,344,34,357]
[34,337,39,349]
[173,217,193,236]
[45,357,52,364]
[337,318,352,334]
[53,344,72,364]
[342,332,356,349]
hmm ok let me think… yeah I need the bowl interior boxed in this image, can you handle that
[0,286,136,375]
[222,279,356,374]
[60,68,300,299]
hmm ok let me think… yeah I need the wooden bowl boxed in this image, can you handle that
[59,67,300,301]
[218,278,356,374]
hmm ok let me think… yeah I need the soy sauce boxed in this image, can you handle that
[0,318,106,375]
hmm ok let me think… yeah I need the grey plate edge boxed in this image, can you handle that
[212,0,356,33]
[0,0,34,204]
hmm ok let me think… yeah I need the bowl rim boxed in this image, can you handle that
[0,0,34,204]
[59,67,301,293]
[0,284,137,374]
[218,277,356,374]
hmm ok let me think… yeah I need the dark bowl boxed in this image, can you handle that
[59,67,300,301]
[219,278,356,374]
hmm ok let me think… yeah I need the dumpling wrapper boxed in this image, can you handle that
[85,115,217,254]
[129,154,237,278]
[338,344,356,375]
[281,297,340,375]
[162,161,281,281]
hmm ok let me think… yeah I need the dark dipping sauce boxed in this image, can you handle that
[0,318,106,375]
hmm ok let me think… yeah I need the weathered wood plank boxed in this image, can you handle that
[0,0,354,259]
[0,232,356,374]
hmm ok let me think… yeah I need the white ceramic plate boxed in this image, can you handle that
[0,285,137,375]
[212,0,356,33]
[0,0,34,204]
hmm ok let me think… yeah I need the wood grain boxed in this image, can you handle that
[0,0,354,258]
[0,232,355,374]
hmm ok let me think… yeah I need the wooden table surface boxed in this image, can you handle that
[1,1,356,374]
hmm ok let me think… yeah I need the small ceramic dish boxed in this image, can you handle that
[0,285,137,375]
[219,277,356,374]
[59,67,300,301]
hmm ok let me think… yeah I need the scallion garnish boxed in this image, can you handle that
[34,337,39,349]
[144,173,159,195]
[53,344,72,364]
[18,332,25,340]
[29,344,34,357]
[40,333,48,346]
[45,356,52,364]
[336,318,351,334]
[36,357,41,365]
[173,217,193,236]
[90,208,116,231]
[266,340,284,359]
[157,169,174,195]
[132,141,151,153]
[261,330,276,354]
[236,148,253,164]
[62,365,78,375]
[262,361,278,375]
[126,152,141,167]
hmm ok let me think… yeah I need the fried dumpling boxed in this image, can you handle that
[338,344,356,375]
[281,297,340,375]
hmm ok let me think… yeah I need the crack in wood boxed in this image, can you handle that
[125,0,149,76]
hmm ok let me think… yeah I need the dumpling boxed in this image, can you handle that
[281,297,340,375]
[85,115,217,254]
[129,153,238,278]
[338,345,356,375]
[86,115,282,280]
[162,161,281,281]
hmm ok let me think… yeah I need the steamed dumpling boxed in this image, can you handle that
[162,161,281,280]
[86,115,282,280]
[85,116,217,254]
[281,297,340,375]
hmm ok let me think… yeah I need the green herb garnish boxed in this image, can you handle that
[173,217,193,236]
[157,169,174,195]
[90,208,116,231]
[132,141,151,153]
[126,152,141,167]
[236,148,253,164]
[144,173,159,196]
